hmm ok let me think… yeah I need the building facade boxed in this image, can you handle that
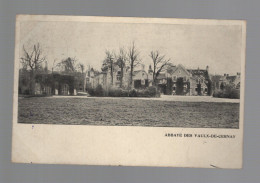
[86,63,213,96]
[156,64,211,96]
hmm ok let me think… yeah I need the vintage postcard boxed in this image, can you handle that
[12,15,246,168]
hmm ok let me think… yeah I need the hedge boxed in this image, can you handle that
[87,85,160,98]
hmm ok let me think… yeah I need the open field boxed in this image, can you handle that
[18,96,239,128]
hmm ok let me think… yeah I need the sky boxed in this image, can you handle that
[19,20,242,75]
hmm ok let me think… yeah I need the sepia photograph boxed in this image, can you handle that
[12,15,246,168]
[17,16,242,129]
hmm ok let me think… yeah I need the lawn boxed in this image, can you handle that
[18,97,240,128]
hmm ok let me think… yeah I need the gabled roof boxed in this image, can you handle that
[157,73,166,79]
[226,76,237,82]
[166,65,177,75]
[172,64,190,76]
[187,69,208,79]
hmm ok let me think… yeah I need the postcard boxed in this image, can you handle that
[12,15,246,168]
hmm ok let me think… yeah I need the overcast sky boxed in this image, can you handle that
[19,20,242,75]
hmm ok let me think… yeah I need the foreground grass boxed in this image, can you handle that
[18,97,239,128]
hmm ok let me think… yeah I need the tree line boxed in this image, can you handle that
[101,41,172,89]
[20,42,173,94]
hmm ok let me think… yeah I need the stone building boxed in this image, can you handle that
[211,72,241,91]
[156,64,211,96]
[86,63,241,96]
[86,64,152,90]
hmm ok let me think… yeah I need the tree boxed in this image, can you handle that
[20,43,46,94]
[207,80,212,96]
[51,59,58,73]
[220,82,225,90]
[102,50,115,85]
[78,63,85,74]
[176,77,184,95]
[149,50,171,86]
[197,83,202,95]
[128,42,141,88]
[115,48,127,88]
[166,78,173,95]
[57,57,78,73]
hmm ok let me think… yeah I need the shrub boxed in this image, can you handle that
[107,88,128,97]
[86,85,104,97]
[87,85,160,98]
[120,89,129,97]
[86,86,95,96]
[147,86,158,97]
[129,86,160,98]
[95,85,104,97]
[229,89,240,99]
[129,89,137,97]
[213,85,240,99]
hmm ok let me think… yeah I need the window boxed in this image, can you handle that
[183,76,186,81]
[173,76,177,81]
[173,87,176,91]
[179,70,181,74]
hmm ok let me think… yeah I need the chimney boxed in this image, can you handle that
[224,74,226,76]
[206,65,209,72]
[148,65,153,74]
[227,74,229,77]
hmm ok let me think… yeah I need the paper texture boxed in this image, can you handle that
[12,15,246,168]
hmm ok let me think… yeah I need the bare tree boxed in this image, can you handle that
[115,48,127,88]
[149,50,171,85]
[20,43,46,94]
[102,50,115,85]
[128,42,141,88]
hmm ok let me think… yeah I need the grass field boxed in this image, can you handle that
[18,97,239,128]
